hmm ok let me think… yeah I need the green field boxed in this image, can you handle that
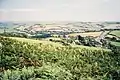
[69,32,102,37]
[106,30,120,46]
[0,29,4,33]
[0,27,17,33]
[110,41,120,46]
[109,30,120,37]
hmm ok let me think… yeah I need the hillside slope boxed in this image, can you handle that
[9,37,111,51]
[0,36,120,80]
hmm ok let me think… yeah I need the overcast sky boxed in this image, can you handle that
[0,0,120,21]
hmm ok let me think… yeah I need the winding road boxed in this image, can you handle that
[96,31,111,42]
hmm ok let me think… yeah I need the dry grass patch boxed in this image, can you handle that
[69,32,102,37]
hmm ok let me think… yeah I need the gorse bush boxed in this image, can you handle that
[0,66,73,80]
[0,36,120,80]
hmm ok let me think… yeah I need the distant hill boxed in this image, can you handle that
[0,22,120,35]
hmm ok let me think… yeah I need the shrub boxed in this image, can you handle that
[0,36,120,80]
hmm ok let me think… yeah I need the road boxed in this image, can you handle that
[96,31,111,42]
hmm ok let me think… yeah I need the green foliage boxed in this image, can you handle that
[0,65,73,80]
[49,39,70,46]
[0,36,120,80]
[31,33,51,38]
[0,32,28,38]
[77,36,100,47]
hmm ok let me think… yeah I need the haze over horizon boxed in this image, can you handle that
[0,0,120,22]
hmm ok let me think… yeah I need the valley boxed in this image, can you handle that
[0,22,120,80]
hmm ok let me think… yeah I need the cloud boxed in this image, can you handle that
[103,0,110,2]
[0,0,120,21]
[0,9,43,11]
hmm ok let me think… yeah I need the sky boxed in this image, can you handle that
[0,0,120,21]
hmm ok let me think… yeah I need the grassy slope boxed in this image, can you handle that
[109,30,120,37]
[110,41,120,46]
[0,36,120,80]
[9,37,110,51]
[108,30,120,46]
[9,37,63,47]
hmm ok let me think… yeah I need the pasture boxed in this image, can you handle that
[68,31,102,37]
[109,30,120,37]
[110,41,120,47]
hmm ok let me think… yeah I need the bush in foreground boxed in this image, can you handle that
[0,36,120,80]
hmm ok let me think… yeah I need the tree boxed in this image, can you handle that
[77,35,84,41]
[111,37,117,41]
